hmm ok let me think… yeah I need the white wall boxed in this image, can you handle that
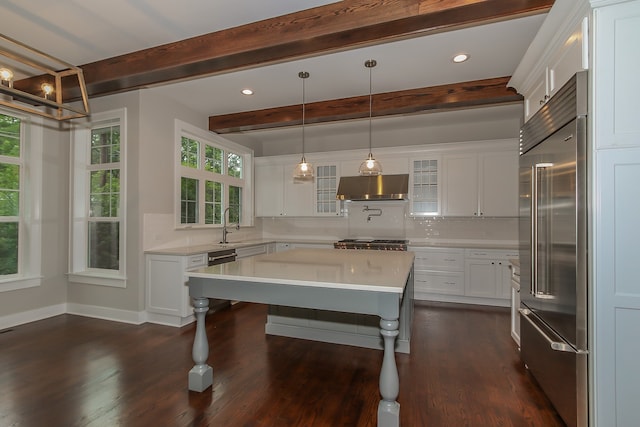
[227,103,524,157]
[0,119,70,325]
[138,90,263,251]
[66,91,143,313]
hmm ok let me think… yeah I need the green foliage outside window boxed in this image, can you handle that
[0,223,18,275]
[181,137,199,168]
[181,177,198,224]
[0,113,21,275]
[91,125,120,164]
[229,186,242,223]
[179,133,246,226]
[88,124,121,271]
[228,153,242,178]
[205,145,223,174]
[90,170,120,217]
[88,222,119,270]
[0,164,19,216]
[205,180,222,224]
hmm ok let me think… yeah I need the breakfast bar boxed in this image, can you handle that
[186,248,415,427]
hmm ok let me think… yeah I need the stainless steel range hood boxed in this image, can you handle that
[336,174,409,201]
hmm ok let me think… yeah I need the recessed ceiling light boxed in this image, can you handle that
[241,88,253,95]
[452,53,469,63]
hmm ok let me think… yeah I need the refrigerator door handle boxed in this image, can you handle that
[531,165,538,296]
[519,308,588,354]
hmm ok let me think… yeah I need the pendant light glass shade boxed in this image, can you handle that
[293,71,314,181]
[359,59,382,176]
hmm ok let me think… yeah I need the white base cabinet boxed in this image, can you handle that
[145,252,207,327]
[410,246,518,307]
[412,247,465,299]
[464,249,518,303]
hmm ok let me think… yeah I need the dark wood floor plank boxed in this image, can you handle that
[0,301,564,427]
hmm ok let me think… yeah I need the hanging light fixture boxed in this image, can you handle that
[0,33,90,120]
[293,71,314,181]
[359,59,382,176]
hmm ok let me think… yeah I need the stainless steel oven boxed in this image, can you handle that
[206,248,236,313]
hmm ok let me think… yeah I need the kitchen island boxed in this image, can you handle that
[186,248,415,427]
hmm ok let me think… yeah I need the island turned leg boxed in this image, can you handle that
[188,297,213,392]
[378,318,400,427]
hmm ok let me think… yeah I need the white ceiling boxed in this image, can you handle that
[1,0,547,138]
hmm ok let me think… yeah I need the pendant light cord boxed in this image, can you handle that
[299,71,309,159]
[368,61,373,155]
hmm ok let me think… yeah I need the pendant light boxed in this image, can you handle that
[293,71,314,181]
[359,59,382,176]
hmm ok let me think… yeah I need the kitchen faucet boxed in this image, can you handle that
[221,207,240,244]
[362,205,382,222]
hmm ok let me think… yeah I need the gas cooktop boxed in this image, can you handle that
[333,239,408,251]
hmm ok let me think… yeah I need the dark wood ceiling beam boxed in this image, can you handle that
[209,76,521,133]
[14,0,553,100]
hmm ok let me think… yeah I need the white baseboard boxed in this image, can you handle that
[66,303,146,325]
[146,311,195,327]
[0,303,66,330]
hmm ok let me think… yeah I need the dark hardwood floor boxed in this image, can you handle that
[0,301,564,427]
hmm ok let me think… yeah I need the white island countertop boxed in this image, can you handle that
[188,248,415,293]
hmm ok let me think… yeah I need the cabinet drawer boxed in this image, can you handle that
[414,271,464,296]
[186,253,207,270]
[413,250,464,271]
[465,249,519,260]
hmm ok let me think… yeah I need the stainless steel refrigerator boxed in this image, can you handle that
[518,71,588,427]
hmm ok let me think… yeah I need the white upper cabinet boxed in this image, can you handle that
[254,164,285,217]
[480,151,519,217]
[254,163,314,217]
[409,157,441,216]
[254,144,515,219]
[443,150,518,217]
[443,154,478,216]
[314,163,341,216]
[509,1,590,122]
[523,26,585,121]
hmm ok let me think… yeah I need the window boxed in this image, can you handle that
[0,110,43,291]
[175,120,252,228]
[88,124,121,270]
[0,114,21,276]
[69,109,126,287]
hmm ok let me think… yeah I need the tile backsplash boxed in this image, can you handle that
[144,209,518,250]
[260,209,517,245]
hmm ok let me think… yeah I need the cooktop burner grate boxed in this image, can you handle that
[333,239,408,251]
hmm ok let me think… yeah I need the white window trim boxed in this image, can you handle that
[174,119,253,229]
[0,109,43,292]
[69,108,127,288]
